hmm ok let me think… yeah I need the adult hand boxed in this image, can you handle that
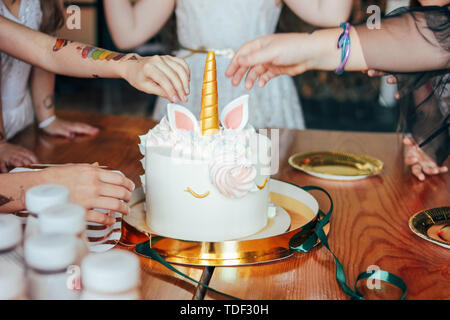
[43,163,135,225]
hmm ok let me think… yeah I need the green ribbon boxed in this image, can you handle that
[135,184,407,300]
[289,185,407,300]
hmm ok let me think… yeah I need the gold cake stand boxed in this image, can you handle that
[121,180,331,266]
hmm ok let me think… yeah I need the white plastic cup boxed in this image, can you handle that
[24,185,70,239]
[81,250,141,300]
[0,215,22,251]
[39,203,90,265]
[0,261,26,300]
[24,234,79,300]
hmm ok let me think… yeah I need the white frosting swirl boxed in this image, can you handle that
[209,155,257,198]
[139,116,265,198]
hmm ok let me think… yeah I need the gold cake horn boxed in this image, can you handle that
[200,51,219,136]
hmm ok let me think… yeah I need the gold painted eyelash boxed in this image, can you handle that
[185,187,210,198]
[257,178,268,190]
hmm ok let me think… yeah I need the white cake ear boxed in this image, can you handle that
[167,104,199,132]
[220,95,249,130]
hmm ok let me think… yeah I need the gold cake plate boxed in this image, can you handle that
[289,151,384,181]
[409,206,450,249]
[120,179,330,266]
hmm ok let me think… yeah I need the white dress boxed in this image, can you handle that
[152,0,305,129]
[0,0,42,139]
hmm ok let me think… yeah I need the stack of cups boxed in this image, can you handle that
[0,215,26,300]
[0,215,23,266]
[24,234,79,300]
[25,185,70,239]
[0,261,26,300]
[39,203,90,266]
[81,250,141,300]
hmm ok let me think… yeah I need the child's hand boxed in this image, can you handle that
[364,69,400,99]
[122,55,190,103]
[404,136,448,181]
[365,69,397,84]
[226,34,314,89]
[43,164,135,225]
[0,142,39,171]
[42,118,99,139]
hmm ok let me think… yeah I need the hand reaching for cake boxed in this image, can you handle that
[121,55,190,103]
[226,34,317,90]
[0,16,190,102]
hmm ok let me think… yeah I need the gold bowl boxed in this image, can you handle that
[289,151,384,181]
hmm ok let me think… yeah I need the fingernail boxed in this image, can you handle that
[185,88,190,95]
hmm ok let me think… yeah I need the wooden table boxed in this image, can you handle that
[11,110,450,300]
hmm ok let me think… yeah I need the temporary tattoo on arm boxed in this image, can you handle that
[76,45,138,62]
[0,194,12,207]
[42,95,55,110]
[53,39,72,52]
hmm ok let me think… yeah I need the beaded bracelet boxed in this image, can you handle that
[335,22,351,75]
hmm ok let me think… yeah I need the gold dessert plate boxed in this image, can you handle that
[289,151,384,181]
[121,179,331,266]
[409,206,450,249]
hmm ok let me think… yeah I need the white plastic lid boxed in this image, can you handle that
[0,215,22,250]
[0,261,25,300]
[25,184,70,215]
[81,250,140,293]
[24,234,76,271]
[39,203,86,235]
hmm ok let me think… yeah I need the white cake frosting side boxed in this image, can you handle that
[139,116,269,199]
[138,95,272,241]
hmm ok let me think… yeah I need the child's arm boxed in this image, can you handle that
[227,8,449,89]
[0,15,189,103]
[284,0,353,27]
[0,59,38,170]
[226,29,367,89]
[104,0,176,50]
[30,67,99,138]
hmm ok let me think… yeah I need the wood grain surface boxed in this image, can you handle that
[206,129,450,300]
[11,111,450,300]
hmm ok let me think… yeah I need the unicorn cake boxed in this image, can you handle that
[139,52,272,242]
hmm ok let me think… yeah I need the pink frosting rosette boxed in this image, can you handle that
[209,154,257,198]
